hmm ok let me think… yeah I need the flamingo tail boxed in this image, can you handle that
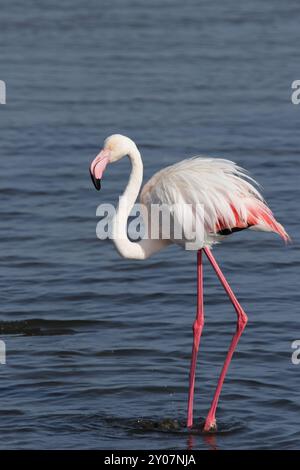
[247,201,290,243]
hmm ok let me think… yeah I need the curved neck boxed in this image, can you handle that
[119,147,143,217]
[112,145,171,260]
[112,146,145,259]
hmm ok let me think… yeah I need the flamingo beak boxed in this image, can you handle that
[89,149,110,191]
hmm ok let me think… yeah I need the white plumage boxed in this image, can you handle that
[140,156,289,248]
[90,134,289,259]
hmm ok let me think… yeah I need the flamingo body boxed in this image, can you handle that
[140,157,289,247]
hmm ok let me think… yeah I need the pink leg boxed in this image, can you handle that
[203,247,248,432]
[187,250,204,428]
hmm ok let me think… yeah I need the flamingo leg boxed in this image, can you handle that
[203,247,248,432]
[187,249,204,428]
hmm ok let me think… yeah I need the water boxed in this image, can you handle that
[0,0,299,450]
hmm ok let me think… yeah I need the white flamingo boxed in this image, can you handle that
[89,134,289,432]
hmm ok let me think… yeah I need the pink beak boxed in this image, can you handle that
[89,149,110,191]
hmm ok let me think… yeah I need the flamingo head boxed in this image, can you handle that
[89,134,136,190]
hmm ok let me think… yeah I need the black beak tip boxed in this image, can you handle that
[90,169,101,191]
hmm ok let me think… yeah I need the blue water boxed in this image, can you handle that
[0,0,299,449]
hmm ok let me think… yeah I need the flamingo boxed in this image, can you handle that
[89,134,289,432]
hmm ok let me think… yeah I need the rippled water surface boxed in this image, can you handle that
[0,0,299,449]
